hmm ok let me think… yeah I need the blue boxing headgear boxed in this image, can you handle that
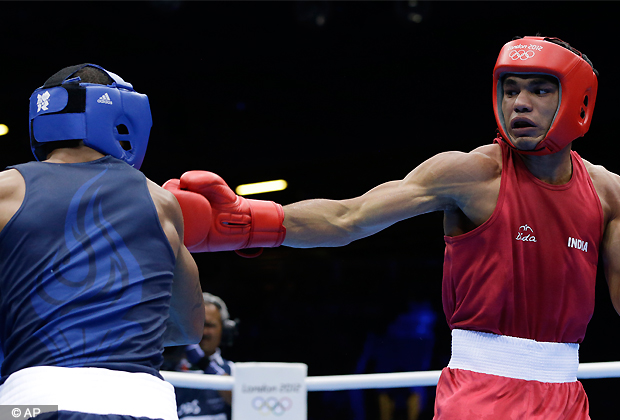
[29,63,152,169]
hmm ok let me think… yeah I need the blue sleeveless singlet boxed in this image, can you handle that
[0,156,176,384]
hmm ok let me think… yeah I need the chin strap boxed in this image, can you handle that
[494,130,552,155]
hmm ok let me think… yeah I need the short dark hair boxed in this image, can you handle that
[72,66,113,85]
[42,64,113,88]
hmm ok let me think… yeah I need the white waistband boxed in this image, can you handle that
[448,329,579,383]
[0,366,178,420]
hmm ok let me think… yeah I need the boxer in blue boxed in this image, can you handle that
[0,64,204,420]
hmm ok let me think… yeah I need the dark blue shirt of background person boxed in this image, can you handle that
[172,293,238,420]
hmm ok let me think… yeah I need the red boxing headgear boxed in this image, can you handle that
[493,36,598,155]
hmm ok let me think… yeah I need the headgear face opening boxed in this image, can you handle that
[29,64,152,169]
[493,37,598,155]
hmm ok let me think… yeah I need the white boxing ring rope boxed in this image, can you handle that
[161,361,620,391]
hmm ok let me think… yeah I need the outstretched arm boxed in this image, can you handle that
[164,145,501,253]
[282,151,481,248]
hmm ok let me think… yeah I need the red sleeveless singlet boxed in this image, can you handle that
[442,140,603,343]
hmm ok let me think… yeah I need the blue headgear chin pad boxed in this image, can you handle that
[29,64,152,169]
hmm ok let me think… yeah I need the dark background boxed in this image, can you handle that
[2,1,619,418]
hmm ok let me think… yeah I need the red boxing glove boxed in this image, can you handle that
[162,178,213,250]
[168,171,286,254]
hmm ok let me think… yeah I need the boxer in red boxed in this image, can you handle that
[165,36,620,419]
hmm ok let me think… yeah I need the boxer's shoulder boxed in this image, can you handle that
[0,169,26,231]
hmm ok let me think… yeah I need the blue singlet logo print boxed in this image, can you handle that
[31,168,144,364]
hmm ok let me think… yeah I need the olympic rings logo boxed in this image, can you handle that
[252,396,293,416]
[509,50,535,61]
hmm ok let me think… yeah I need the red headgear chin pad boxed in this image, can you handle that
[492,37,598,155]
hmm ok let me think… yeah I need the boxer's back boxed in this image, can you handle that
[0,156,176,384]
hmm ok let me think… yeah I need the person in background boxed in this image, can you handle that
[175,293,238,420]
